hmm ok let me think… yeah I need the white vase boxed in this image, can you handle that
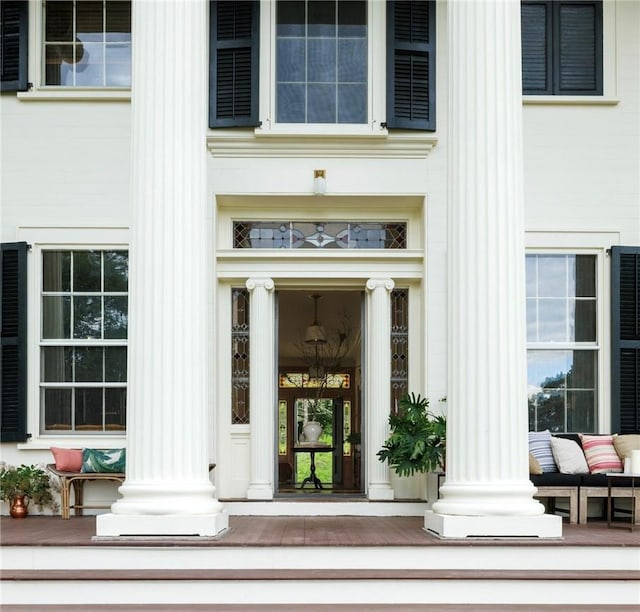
[303,421,322,443]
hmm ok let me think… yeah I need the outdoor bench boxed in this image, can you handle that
[530,433,640,525]
[47,463,217,519]
[47,464,124,520]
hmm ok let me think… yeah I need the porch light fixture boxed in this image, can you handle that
[313,169,326,195]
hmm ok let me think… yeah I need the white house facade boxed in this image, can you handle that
[1,0,639,540]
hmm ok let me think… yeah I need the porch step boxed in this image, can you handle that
[3,568,639,581]
[2,568,639,607]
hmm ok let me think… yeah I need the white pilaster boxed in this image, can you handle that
[425,0,561,538]
[96,0,227,537]
[366,278,395,501]
[245,278,275,500]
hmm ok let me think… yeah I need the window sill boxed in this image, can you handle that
[207,129,438,158]
[17,88,131,102]
[523,95,619,106]
[17,435,126,451]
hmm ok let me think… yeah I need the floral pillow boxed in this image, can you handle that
[81,448,126,473]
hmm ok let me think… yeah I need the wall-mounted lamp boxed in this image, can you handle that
[313,169,326,195]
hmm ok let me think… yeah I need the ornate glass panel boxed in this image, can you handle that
[390,288,409,413]
[234,221,406,249]
[232,288,250,424]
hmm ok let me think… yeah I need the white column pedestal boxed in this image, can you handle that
[425,0,561,538]
[366,278,395,501]
[96,0,227,537]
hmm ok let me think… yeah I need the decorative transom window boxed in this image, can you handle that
[233,221,406,249]
[43,0,131,87]
[40,250,128,434]
[276,0,367,124]
[526,254,598,433]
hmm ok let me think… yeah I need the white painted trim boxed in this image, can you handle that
[17,226,129,447]
[524,231,618,434]
[207,131,438,158]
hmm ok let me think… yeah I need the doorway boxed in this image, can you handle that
[276,290,363,495]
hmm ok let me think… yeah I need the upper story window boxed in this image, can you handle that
[43,0,131,87]
[275,0,367,124]
[521,0,603,96]
[209,0,436,131]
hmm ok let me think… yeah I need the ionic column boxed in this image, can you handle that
[246,278,275,500]
[96,0,227,537]
[366,278,395,500]
[425,0,561,537]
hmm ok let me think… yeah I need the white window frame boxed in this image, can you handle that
[525,231,616,433]
[523,0,619,106]
[257,0,387,136]
[17,227,129,449]
[18,0,131,102]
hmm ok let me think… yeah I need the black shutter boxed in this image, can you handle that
[386,0,436,131]
[1,242,28,442]
[0,0,28,92]
[522,1,602,96]
[611,246,640,434]
[209,0,260,128]
[556,1,602,94]
[522,1,552,94]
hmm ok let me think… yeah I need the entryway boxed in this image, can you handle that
[276,290,363,496]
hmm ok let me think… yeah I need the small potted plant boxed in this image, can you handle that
[377,393,446,477]
[0,464,58,517]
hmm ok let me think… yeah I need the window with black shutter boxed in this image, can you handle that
[521,0,602,96]
[611,246,640,434]
[0,0,28,92]
[1,242,28,442]
[386,0,435,131]
[209,0,260,128]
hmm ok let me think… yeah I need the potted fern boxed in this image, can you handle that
[377,393,446,477]
[0,464,58,517]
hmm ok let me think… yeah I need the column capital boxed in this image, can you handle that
[366,278,395,293]
[246,278,275,293]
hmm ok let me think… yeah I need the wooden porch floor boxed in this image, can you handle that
[2,515,639,548]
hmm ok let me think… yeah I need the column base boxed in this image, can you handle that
[424,510,562,539]
[96,511,229,537]
[246,484,274,500]
[368,484,395,501]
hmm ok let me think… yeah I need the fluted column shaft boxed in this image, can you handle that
[246,278,275,500]
[427,0,556,535]
[97,0,226,536]
[366,278,395,500]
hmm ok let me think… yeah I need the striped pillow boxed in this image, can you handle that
[579,434,623,474]
[528,430,557,473]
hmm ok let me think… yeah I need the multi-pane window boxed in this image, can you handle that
[40,250,128,433]
[521,0,603,95]
[276,0,368,123]
[526,254,598,432]
[44,0,131,87]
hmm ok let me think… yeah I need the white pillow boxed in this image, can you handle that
[550,437,589,474]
